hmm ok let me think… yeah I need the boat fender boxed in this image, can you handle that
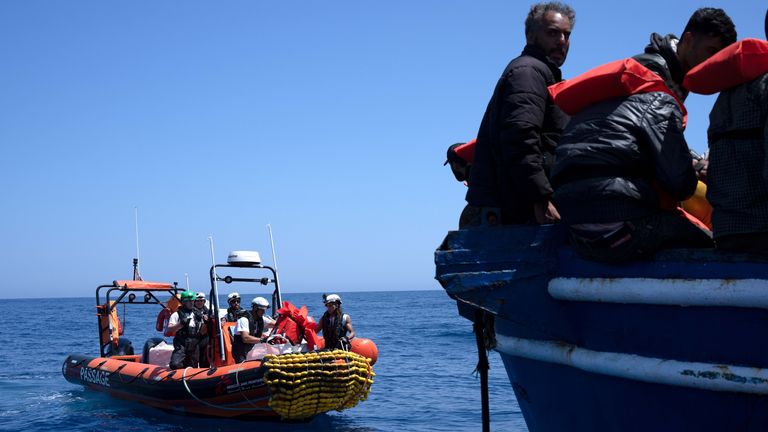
[156,308,171,332]
[349,338,379,365]
[106,338,134,357]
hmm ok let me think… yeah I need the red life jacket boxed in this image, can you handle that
[548,57,687,126]
[446,58,687,183]
[684,38,768,95]
[272,301,310,345]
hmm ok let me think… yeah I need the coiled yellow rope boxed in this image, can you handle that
[263,350,375,419]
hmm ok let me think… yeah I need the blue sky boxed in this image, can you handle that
[0,1,764,299]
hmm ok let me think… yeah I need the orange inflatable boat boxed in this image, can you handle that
[62,254,377,419]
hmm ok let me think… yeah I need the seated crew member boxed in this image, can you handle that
[318,294,355,351]
[232,297,275,362]
[194,292,210,368]
[550,8,735,263]
[167,291,203,369]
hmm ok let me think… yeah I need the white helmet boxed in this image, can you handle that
[251,296,270,309]
[324,294,342,305]
[196,292,206,300]
[227,292,241,302]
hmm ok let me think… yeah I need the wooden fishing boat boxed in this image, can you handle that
[436,225,768,431]
[63,252,377,419]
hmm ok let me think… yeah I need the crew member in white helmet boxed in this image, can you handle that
[319,293,355,351]
[232,296,275,362]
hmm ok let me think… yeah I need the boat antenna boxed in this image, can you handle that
[133,207,143,281]
[185,273,190,291]
[208,236,226,361]
[267,224,282,307]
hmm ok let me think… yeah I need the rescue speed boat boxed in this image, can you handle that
[63,252,377,419]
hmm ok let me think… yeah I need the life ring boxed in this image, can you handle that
[156,308,171,332]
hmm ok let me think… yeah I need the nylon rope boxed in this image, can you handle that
[181,367,271,412]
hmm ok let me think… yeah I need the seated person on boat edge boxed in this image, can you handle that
[166,291,204,370]
[318,294,355,351]
[548,8,736,264]
[685,10,768,256]
[460,2,576,228]
[232,296,275,363]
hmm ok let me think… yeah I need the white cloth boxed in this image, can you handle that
[235,316,250,333]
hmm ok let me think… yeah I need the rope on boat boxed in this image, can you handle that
[235,361,270,409]
[262,350,375,420]
[181,367,272,412]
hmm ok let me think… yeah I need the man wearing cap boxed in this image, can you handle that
[319,294,355,351]
[232,297,275,362]
[167,291,204,369]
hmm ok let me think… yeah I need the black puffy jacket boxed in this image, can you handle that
[551,34,697,224]
[466,45,569,223]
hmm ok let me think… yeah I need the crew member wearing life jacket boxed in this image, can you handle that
[686,13,768,255]
[319,294,355,351]
[549,8,735,263]
[167,291,204,369]
[223,292,250,323]
[232,297,275,362]
[194,292,211,368]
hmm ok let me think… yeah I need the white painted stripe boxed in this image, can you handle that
[495,334,768,394]
[548,277,768,308]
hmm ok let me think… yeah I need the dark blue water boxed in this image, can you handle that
[0,291,526,431]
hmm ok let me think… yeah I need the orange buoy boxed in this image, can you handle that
[350,338,378,365]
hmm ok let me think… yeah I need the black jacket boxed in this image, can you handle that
[707,73,768,238]
[551,34,697,223]
[466,45,569,223]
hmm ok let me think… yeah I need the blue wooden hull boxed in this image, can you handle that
[436,225,768,431]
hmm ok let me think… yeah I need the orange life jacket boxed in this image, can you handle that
[684,38,768,95]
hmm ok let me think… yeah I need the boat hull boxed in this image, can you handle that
[62,354,278,418]
[437,225,768,431]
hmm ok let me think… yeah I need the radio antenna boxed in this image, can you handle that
[267,224,282,306]
[209,236,226,361]
[133,207,142,281]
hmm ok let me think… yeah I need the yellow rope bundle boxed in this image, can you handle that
[263,350,375,419]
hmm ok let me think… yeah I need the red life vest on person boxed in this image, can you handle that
[548,57,687,126]
[684,38,768,95]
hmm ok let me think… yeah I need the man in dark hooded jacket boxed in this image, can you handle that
[704,11,768,255]
[551,8,736,263]
[462,2,575,227]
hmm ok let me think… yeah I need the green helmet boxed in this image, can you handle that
[180,291,196,301]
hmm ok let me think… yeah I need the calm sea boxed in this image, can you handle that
[0,290,526,432]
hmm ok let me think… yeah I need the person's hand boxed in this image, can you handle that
[533,201,561,225]
[693,157,708,183]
